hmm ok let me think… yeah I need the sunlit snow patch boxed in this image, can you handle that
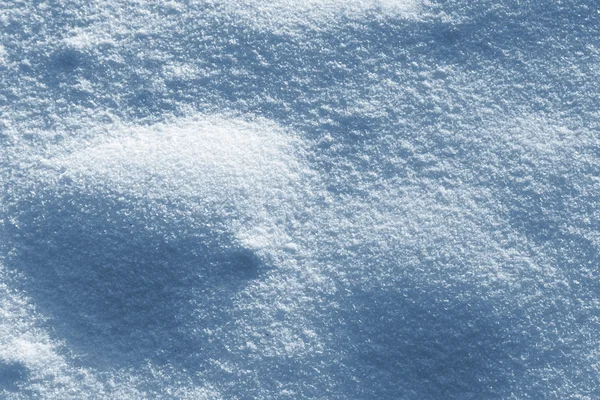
[51,115,307,245]
[223,0,423,32]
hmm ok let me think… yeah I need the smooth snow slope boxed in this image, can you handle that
[1,0,600,399]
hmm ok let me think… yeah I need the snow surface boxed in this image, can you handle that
[1,0,600,398]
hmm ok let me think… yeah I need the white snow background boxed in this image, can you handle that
[1,0,600,398]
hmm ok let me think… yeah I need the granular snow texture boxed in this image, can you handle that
[1,0,600,398]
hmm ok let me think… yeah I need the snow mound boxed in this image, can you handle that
[1,115,312,398]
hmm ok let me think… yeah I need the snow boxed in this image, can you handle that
[1,0,600,398]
